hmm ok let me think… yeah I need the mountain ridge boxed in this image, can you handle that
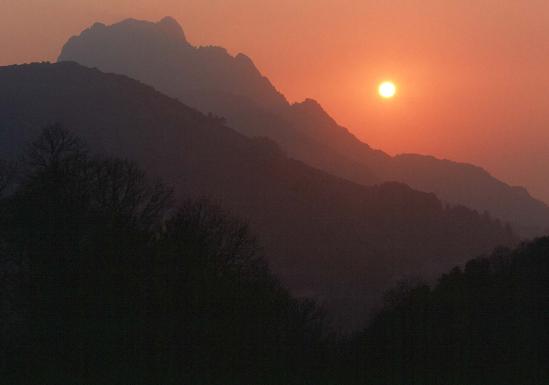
[0,61,516,329]
[58,16,549,237]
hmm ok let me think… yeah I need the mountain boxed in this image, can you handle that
[0,62,516,329]
[59,17,381,188]
[58,17,549,237]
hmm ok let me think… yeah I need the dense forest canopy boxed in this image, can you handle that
[344,240,549,384]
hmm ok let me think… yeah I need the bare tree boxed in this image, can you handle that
[25,123,88,172]
[91,159,173,231]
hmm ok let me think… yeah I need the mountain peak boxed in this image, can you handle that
[156,16,187,41]
[298,98,323,110]
[235,53,256,68]
[291,98,332,120]
[91,22,107,30]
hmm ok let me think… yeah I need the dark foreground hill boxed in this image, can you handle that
[58,17,549,237]
[0,62,515,328]
[0,128,330,384]
[345,237,549,385]
[2,127,546,385]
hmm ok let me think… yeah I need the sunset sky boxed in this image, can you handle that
[2,0,549,202]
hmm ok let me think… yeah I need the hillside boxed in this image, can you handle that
[58,17,549,237]
[0,62,516,328]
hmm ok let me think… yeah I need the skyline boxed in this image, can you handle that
[3,0,549,202]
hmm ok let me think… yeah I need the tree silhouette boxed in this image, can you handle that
[0,125,328,385]
[1,125,547,385]
[346,240,549,385]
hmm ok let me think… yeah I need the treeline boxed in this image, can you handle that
[0,126,329,385]
[1,126,548,384]
[344,240,549,385]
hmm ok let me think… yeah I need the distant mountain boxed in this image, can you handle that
[0,62,515,329]
[58,17,549,237]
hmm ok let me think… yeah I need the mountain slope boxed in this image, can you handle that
[0,62,516,328]
[58,17,549,237]
[58,17,380,188]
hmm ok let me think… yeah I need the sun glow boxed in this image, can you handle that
[378,81,397,99]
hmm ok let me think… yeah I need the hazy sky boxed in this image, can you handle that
[2,0,549,202]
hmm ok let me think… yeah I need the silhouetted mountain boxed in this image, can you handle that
[58,17,381,189]
[0,62,516,328]
[58,17,549,237]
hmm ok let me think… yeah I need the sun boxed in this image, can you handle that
[378,81,397,99]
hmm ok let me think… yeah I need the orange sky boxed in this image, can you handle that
[2,0,549,202]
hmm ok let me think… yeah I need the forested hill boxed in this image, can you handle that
[0,62,516,328]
